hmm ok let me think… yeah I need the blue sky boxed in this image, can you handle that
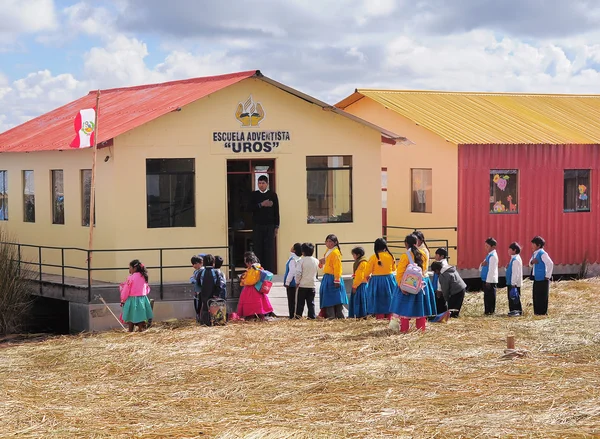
[2,0,600,133]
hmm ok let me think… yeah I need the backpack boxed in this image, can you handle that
[200,268,222,300]
[399,251,424,295]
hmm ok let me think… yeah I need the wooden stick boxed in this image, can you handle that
[87,90,100,259]
[96,295,126,330]
[507,334,515,350]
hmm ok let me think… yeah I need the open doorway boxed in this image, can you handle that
[227,159,276,274]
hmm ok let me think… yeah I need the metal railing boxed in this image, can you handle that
[383,225,458,251]
[1,241,234,303]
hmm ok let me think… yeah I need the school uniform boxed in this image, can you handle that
[283,252,301,319]
[365,252,397,317]
[529,249,554,315]
[506,254,523,315]
[432,259,450,314]
[349,257,369,318]
[480,249,499,315]
[390,249,432,331]
[294,256,319,319]
[437,265,467,318]
[319,248,348,319]
[419,245,437,316]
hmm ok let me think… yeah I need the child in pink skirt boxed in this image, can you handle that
[237,251,274,321]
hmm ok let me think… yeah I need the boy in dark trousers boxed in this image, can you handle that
[529,236,554,315]
[294,243,319,319]
[431,261,467,318]
[480,237,499,315]
[431,248,450,314]
[283,243,303,319]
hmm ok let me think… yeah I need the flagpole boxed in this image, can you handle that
[88,90,100,261]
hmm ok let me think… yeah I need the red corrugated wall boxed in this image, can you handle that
[458,144,600,269]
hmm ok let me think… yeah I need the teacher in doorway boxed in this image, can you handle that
[250,175,280,272]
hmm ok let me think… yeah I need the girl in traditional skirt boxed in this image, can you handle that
[349,247,369,318]
[414,231,437,316]
[237,251,274,320]
[318,234,348,319]
[365,238,397,319]
[120,259,153,332]
[390,235,431,332]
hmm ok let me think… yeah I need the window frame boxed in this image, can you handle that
[0,170,7,221]
[146,158,196,229]
[306,155,353,224]
[23,170,35,223]
[410,168,432,214]
[489,169,519,215]
[51,170,65,225]
[563,169,591,213]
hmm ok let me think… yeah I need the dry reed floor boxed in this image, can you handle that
[1,279,599,438]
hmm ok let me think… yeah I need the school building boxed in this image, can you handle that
[0,70,404,330]
[337,90,600,277]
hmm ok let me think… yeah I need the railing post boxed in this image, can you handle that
[38,246,43,295]
[61,248,65,298]
[17,244,21,276]
[87,250,92,303]
[159,249,164,300]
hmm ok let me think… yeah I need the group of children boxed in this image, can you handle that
[116,232,555,332]
[283,233,445,332]
[480,235,554,317]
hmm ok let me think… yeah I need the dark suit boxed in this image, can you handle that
[250,190,279,272]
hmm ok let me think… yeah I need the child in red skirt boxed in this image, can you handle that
[237,251,274,321]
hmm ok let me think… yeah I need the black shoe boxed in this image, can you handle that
[507,311,521,317]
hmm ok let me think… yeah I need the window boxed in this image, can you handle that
[52,170,64,224]
[23,170,35,223]
[146,159,195,228]
[81,170,95,226]
[411,169,432,213]
[490,170,518,214]
[564,170,590,212]
[306,156,352,223]
[0,170,7,221]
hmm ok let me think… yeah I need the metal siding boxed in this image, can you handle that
[0,71,258,152]
[355,90,600,145]
[458,144,599,269]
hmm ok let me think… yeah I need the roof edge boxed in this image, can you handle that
[357,88,600,98]
[334,90,365,109]
[89,70,260,95]
[256,77,405,142]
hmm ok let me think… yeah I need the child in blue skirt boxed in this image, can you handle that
[390,235,431,332]
[318,234,348,319]
[365,238,397,319]
[349,247,369,318]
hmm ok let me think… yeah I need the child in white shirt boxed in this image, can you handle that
[480,237,499,315]
[506,242,523,317]
[294,243,319,319]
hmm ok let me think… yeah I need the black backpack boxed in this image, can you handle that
[200,268,221,300]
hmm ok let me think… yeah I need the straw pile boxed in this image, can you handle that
[1,279,599,439]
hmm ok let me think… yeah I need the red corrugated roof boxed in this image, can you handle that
[0,70,258,153]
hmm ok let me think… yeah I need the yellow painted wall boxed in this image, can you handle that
[1,77,384,283]
[0,148,119,280]
[342,97,459,262]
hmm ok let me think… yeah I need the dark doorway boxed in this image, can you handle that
[227,159,277,274]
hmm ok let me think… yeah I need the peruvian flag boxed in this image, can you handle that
[70,108,96,148]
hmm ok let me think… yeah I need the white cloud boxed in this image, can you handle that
[0,0,58,34]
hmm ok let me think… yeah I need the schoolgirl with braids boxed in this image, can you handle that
[237,251,274,320]
[119,259,153,332]
[389,235,435,332]
[349,247,369,318]
[413,231,437,316]
[365,238,397,319]
[318,234,348,319]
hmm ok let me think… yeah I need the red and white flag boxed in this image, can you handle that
[70,108,96,148]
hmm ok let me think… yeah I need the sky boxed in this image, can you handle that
[2,0,600,133]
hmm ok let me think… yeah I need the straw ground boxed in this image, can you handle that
[1,279,599,438]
